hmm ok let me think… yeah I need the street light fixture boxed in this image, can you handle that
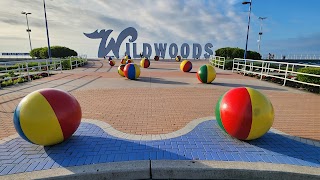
[242,0,252,59]
[258,17,267,55]
[43,0,52,59]
[21,11,32,51]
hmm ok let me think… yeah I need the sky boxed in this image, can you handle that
[0,0,320,58]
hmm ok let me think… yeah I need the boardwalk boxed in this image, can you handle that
[0,59,319,178]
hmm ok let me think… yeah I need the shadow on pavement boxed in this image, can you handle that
[248,132,320,166]
[212,82,288,91]
[137,77,189,85]
[147,67,178,71]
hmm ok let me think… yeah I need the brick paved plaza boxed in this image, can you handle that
[0,59,319,177]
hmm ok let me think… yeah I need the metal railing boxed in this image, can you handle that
[232,58,320,87]
[262,54,320,60]
[0,56,87,88]
[209,56,226,69]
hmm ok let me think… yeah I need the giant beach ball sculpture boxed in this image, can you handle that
[126,59,134,64]
[121,59,126,64]
[215,87,274,140]
[140,58,150,68]
[13,88,82,146]
[124,63,140,80]
[118,64,126,77]
[175,56,181,62]
[109,59,115,66]
[197,64,216,83]
[180,60,192,72]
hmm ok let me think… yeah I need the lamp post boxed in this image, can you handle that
[21,11,32,51]
[258,17,267,55]
[242,0,252,59]
[43,0,51,59]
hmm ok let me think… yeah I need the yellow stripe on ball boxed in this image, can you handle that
[206,65,216,83]
[19,91,64,146]
[246,87,274,140]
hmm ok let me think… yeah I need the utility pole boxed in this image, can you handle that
[21,11,32,51]
[258,17,267,55]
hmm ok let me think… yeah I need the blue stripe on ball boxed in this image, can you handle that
[13,104,33,143]
[128,64,136,79]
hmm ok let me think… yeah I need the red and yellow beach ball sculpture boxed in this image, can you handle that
[180,60,192,72]
[124,63,140,80]
[175,56,181,62]
[118,64,126,77]
[126,59,134,64]
[13,88,82,146]
[109,59,115,66]
[140,58,150,68]
[121,59,126,64]
[197,64,216,83]
[215,87,274,140]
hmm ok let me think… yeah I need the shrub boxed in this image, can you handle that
[31,46,78,58]
[30,48,44,58]
[297,67,320,85]
[224,60,234,70]
[8,71,15,77]
[215,47,261,60]
[61,59,71,70]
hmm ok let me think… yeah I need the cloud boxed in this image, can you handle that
[0,0,250,57]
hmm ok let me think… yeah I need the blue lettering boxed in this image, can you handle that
[169,43,178,58]
[154,43,167,59]
[204,43,213,59]
[143,43,152,58]
[192,43,202,59]
[181,43,190,58]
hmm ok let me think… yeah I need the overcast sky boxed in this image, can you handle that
[1,0,320,58]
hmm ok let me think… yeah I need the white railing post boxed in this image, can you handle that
[18,64,21,76]
[266,63,270,75]
[283,63,289,86]
[25,62,31,81]
[222,57,225,70]
[260,61,265,80]
[70,57,72,70]
[232,58,235,72]
[292,64,295,72]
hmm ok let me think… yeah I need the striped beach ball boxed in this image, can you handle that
[175,56,181,62]
[126,59,134,64]
[13,88,82,146]
[121,59,126,64]
[109,59,115,66]
[180,60,192,72]
[140,58,150,68]
[118,64,126,77]
[124,63,140,80]
[197,64,216,83]
[215,87,274,140]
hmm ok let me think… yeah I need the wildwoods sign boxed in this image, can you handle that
[84,27,214,59]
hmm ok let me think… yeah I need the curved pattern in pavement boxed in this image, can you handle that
[0,118,319,176]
